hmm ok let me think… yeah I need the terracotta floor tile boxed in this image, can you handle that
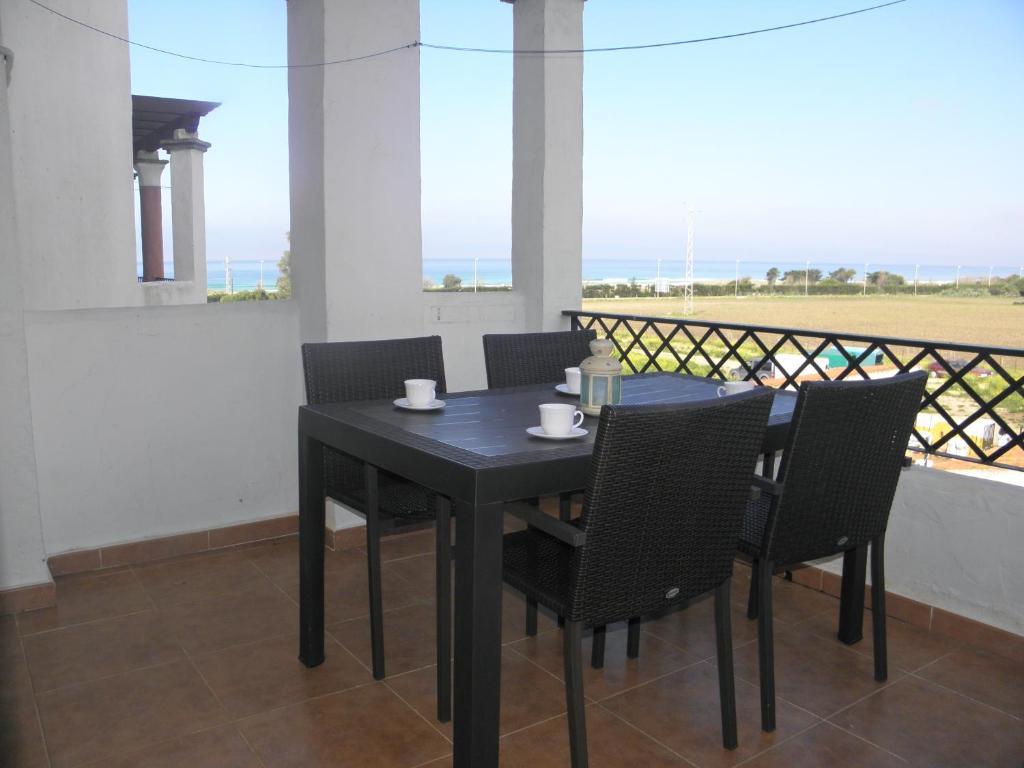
[193,633,370,718]
[279,549,422,624]
[36,659,228,768]
[768,576,839,625]
[22,610,183,693]
[601,661,820,768]
[134,549,267,608]
[79,724,261,768]
[740,721,905,768]
[244,537,349,586]
[239,681,451,767]
[419,704,690,768]
[379,528,437,562]
[0,613,21,662]
[643,593,759,659]
[833,674,1024,767]
[383,552,444,603]
[0,706,49,768]
[329,602,441,677]
[16,569,152,636]
[500,585,558,644]
[796,606,961,673]
[159,580,296,655]
[0,646,36,715]
[914,646,1024,719]
[732,622,894,719]
[387,647,569,739]
[508,622,701,701]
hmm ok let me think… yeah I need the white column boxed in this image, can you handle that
[288,0,423,343]
[162,128,210,303]
[0,29,49,590]
[510,0,585,331]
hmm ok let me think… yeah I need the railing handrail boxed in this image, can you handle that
[563,309,1024,358]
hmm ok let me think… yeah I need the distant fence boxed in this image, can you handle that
[566,309,1024,470]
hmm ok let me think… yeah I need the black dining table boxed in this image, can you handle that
[296,372,867,767]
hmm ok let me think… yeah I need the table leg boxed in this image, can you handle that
[838,545,868,644]
[453,500,504,768]
[299,431,326,667]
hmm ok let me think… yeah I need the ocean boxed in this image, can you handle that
[143,258,1021,293]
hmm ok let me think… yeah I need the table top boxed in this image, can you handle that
[300,373,796,504]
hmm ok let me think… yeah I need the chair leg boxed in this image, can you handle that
[714,578,738,750]
[871,533,888,682]
[590,625,606,669]
[838,545,868,644]
[559,491,573,522]
[626,617,641,659]
[756,558,776,732]
[364,464,385,680]
[563,619,589,768]
[747,557,760,620]
[435,496,452,722]
[525,598,538,637]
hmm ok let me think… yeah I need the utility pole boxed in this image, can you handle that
[225,255,233,295]
[863,263,868,296]
[682,205,695,316]
[735,259,739,299]
[988,266,993,287]
[656,258,662,295]
[804,261,809,297]
[914,263,919,296]
[474,257,479,293]
[956,265,961,289]
[259,260,265,291]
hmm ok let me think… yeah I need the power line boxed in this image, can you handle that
[26,0,907,69]
[422,1,908,55]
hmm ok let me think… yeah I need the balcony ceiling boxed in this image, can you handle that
[132,94,220,154]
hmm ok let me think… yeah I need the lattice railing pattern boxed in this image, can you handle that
[566,310,1024,470]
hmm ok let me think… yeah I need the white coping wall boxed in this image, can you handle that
[813,466,1024,636]
[23,301,303,555]
[2,0,139,311]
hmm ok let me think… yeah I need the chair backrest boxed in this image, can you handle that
[301,336,447,404]
[765,371,927,566]
[482,329,596,389]
[567,389,775,626]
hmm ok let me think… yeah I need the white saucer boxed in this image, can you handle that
[526,426,588,440]
[394,398,446,411]
[554,384,580,396]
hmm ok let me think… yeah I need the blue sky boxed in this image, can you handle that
[126,1,1023,272]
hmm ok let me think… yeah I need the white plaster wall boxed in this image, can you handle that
[2,0,138,311]
[814,466,1024,636]
[23,301,302,554]
[0,22,49,589]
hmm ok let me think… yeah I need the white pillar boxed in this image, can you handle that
[0,29,49,590]
[509,0,585,331]
[162,128,210,303]
[288,0,423,343]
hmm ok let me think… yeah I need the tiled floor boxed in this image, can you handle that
[2,529,1022,768]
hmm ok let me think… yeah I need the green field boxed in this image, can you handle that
[581,295,1024,349]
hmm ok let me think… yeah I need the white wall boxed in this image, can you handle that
[2,0,138,311]
[815,466,1024,636]
[0,18,49,589]
[24,301,302,554]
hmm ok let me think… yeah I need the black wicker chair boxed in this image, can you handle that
[504,390,775,767]
[482,329,596,389]
[740,372,927,732]
[301,336,453,722]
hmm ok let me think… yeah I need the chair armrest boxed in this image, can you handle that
[505,501,587,547]
[750,474,784,497]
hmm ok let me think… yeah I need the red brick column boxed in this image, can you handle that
[133,150,168,281]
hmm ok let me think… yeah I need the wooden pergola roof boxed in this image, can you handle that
[132,95,220,154]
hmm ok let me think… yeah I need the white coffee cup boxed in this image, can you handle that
[564,366,581,394]
[717,380,757,397]
[404,379,436,407]
[539,403,585,436]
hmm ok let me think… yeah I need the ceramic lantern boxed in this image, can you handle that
[579,338,622,416]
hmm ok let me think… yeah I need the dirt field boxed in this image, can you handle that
[580,295,1024,349]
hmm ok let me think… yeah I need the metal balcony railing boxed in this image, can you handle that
[565,309,1024,470]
